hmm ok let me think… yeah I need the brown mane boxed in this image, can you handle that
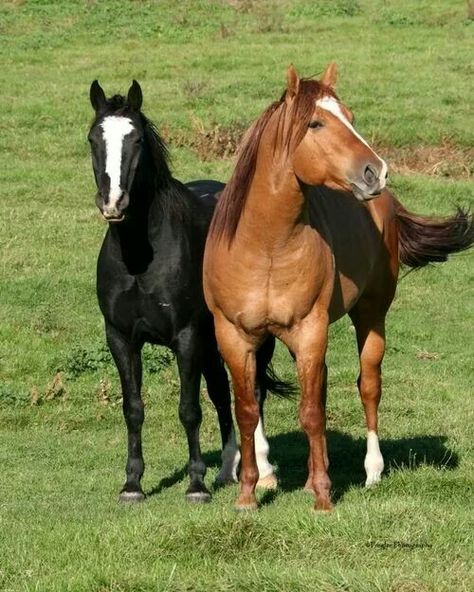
[209,79,335,244]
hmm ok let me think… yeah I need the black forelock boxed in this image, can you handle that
[103,94,134,117]
[89,92,172,188]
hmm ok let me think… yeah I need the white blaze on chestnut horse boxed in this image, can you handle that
[203,63,474,511]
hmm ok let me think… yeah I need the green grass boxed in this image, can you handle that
[0,1,473,590]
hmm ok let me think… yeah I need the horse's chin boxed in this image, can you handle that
[103,214,125,223]
[350,184,381,202]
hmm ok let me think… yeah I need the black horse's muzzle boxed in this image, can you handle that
[96,190,129,222]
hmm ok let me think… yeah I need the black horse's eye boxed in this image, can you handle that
[309,120,324,130]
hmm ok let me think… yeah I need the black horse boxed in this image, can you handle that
[88,80,281,502]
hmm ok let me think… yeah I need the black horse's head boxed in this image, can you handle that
[88,80,145,222]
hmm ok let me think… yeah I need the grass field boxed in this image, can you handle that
[0,1,473,590]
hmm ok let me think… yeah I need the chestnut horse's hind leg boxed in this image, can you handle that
[106,323,145,502]
[349,307,386,487]
[175,328,211,503]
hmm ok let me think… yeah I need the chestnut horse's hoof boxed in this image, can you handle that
[304,478,314,494]
[235,492,258,511]
[119,490,145,503]
[186,490,212,504]
[314,499,333,512]
[256,473,278,490]
[234,501,258,512]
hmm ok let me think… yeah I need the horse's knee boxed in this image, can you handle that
[179,401,202,430]
[123,396,144,427]
[235,399,259,432]
[299,404,323,434]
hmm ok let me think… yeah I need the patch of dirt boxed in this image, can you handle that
[378,142,473,180]
[416,351,440,361]
[162,120,246,161]
[164,122,473,179]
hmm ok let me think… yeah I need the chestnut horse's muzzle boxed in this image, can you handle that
[350,162,388,201]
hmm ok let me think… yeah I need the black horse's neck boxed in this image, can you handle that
[109,120,173,275]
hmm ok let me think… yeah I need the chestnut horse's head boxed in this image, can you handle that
[209,63,390,245]
[286,64,387,201]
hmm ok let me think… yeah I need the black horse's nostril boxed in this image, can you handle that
[363,164,378,186]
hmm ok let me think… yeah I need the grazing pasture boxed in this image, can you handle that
[0,1,473,591]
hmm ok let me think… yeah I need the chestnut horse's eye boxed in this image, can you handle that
[309,120,324,129]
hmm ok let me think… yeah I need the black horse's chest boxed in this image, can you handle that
[97,243,204,347]
[95,182,219,349]
[99,272,175,344]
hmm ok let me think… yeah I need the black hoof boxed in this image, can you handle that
[119,490,145,503]
[185,490,212,504]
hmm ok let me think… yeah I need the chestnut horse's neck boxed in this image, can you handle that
[237,116,308,249]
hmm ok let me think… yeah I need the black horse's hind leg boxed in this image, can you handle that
[255,337,276,420]
[106,323,145,502]
[254,337,278,488]
[175,328,211,503]
[201,336,237,484]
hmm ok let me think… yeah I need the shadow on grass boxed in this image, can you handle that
[266,430,459,503]
[147,430,458,503]
[147,466,188,497]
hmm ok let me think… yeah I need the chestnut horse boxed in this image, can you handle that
[203,64,474,511]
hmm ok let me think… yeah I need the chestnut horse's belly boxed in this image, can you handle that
[308,189,390,323]
[328,272,361,322]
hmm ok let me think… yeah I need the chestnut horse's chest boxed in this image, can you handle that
[207,227,335,333]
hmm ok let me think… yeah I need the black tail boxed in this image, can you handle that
[262,364,297,398]
[395,200,474,269]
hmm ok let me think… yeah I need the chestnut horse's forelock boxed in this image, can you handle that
[210,79,335,244]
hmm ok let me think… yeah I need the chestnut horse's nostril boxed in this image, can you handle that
[363,164,378,186]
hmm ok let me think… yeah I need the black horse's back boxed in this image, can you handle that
[185,180,225,202]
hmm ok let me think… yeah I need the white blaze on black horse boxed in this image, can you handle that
[87,80,287,502]
[100,116,134,219]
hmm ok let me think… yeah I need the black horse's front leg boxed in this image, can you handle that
[106,323,145,502]
[175,328,211,503]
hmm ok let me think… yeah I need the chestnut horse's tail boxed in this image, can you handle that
[395,200,474,269]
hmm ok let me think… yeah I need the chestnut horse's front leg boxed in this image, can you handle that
[284,313,332,511]
[214,312,261,510]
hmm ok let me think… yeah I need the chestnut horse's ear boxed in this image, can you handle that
[321,62,338,90]
[127,80,143,111]
[286,64,300,98]
[90,80,106,112]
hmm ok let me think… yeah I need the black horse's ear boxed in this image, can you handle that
[90,80,107,112]
[127,80,143,111]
